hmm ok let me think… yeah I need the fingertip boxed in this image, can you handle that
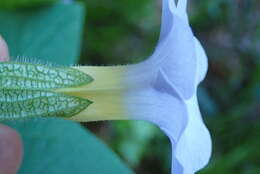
[0,35,10,61]
[0,124,23,174]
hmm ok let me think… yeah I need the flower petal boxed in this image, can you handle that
[145,0,197,99]
[172,94,212,174]
[126,71,188,142]
[176,0,189,23]
[148,0,211,173]
[194,38,208,83]
[159,0,176,42]
[159,14,197,99]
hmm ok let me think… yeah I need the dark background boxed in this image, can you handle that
[78,0,260,173]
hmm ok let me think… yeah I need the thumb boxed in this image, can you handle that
[0,35,9,61]
[0,35,23,174]
[0,125,23,174]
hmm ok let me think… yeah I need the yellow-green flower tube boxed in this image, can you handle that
[57,65,129,122]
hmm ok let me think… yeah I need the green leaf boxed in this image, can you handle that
[0,0,58,9]
[4,119,133,174]
[0,3,84,65]
[0,3,134,174]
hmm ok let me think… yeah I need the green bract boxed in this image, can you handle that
[0,62,93,89]
[0,61,93,120]
[0,89,92,120]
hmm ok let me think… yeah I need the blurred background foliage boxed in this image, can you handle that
[78,0,260,173]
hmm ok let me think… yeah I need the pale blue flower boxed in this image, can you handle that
[74,1,211,173]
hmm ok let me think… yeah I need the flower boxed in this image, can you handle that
[65,0,212,173]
